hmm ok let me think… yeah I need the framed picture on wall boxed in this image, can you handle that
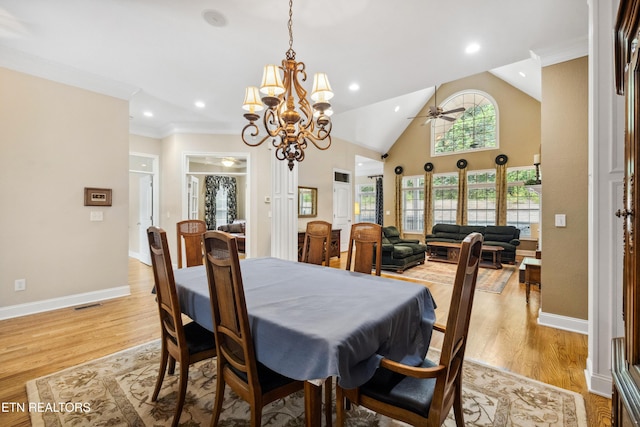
[84,187,112,206]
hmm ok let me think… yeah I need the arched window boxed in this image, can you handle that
[431,90,498,156]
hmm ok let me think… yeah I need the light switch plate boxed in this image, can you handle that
[90,211,104,221]
[555,214,566,227]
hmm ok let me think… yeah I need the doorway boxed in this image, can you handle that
[129,153,159,265]
[333,169,352,252]
[183,152,250,255]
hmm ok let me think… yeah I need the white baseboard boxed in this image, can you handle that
[537,309,588,335]
[584,358,613,398]
[0,286,131,320]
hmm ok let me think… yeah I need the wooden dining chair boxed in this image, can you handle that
[300,219,335,424]
[345,222,382,276]
[301,220,332,266]
[202,230,304,427]
[336,232,484,427]
[147,226,217,427]
[176,219,207,268]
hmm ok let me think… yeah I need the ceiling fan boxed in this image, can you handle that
[408,85,465,124]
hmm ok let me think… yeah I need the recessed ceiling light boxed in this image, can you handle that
[202,9,227,28]
[519,71,526,78]
[143,111,154,117]
[394,105,400,113]
[465,43,480,54]
[349,83,360,91]
[195,100,206,108]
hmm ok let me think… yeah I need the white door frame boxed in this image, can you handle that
[333,168,353,252]
[129,152,159,263]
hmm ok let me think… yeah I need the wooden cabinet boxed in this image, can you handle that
[297,229,341,261]
[613,2,640,425]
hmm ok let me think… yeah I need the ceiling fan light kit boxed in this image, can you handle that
[240,0,333,171]
[409,85,466,125]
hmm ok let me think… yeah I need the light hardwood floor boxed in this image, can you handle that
[0,256,611,426]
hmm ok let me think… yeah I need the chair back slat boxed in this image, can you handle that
[346,222,382,276]
[301,220,332,266]
[176,219,207,268]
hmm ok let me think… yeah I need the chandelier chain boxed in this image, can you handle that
[287,0,295,59]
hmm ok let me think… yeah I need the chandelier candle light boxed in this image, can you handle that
[241,0,334,170]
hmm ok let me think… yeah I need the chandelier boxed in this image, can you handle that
[241,0,334,171]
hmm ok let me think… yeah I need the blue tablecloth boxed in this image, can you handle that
[174,257,436,389]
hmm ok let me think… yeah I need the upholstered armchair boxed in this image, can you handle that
[379,226,427,273]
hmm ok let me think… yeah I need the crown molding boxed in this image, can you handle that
[530,35,589,67]
[0,45,138,100]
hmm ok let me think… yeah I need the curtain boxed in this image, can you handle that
[423,170,434,235]
[495,162,507,225]
[204,176,237,230]
[375,176,384,226]
[456,167,468,225]
[395,174,403,236]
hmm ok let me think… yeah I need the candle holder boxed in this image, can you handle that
[534,162,541,184]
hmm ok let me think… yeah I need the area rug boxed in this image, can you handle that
[26,340,585,426]
[384,260,517,293]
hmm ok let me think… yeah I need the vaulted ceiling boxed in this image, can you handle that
[0,0,588,154]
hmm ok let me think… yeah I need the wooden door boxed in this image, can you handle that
[613,1,640,425]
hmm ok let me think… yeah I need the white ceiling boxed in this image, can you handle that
[0,0,588,154]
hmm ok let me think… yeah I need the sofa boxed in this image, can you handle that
[379,226,427,273]
[217,220,246,252]
[425,224,520,263]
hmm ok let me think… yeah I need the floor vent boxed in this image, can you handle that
[74,303,102,311]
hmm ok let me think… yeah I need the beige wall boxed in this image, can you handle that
[384,71,542,239]
[297,137,381,231]
[540,57,588,320]
[0,67,129,308]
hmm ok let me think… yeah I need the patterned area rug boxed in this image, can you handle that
[384,260,517,293]
[26,340,586,426]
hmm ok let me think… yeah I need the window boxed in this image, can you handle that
[467,170,496,226]
[506,168,540,237]
[402,176,424,232]
[431,91,498,156]
[355,184,376,223]
[215,186,229,226]
[432,173,458,225]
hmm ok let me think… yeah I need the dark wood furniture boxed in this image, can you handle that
[613,2,640,426]
[147,227,217,427]
[427,241,504,269]
[176,219,206,268]
[346,222,382,276]
[202,231,304,427]
[297,228,340,261]
[519,257,541,303]
[336,233,483,427]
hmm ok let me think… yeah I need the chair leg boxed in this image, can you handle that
[152,346,169,401]
[210,376,225,427]
[250,400,263,427]
[324,377,333,427]
[335,386,345,427]
[171,361,189,427]
[453,377,465,427]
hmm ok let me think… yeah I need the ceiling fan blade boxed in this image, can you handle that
[441,107,465,115]
[440,116,456,122]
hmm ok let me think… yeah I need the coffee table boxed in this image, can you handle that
[426,241,504,269]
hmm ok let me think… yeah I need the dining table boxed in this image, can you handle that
[173,257,437,426]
